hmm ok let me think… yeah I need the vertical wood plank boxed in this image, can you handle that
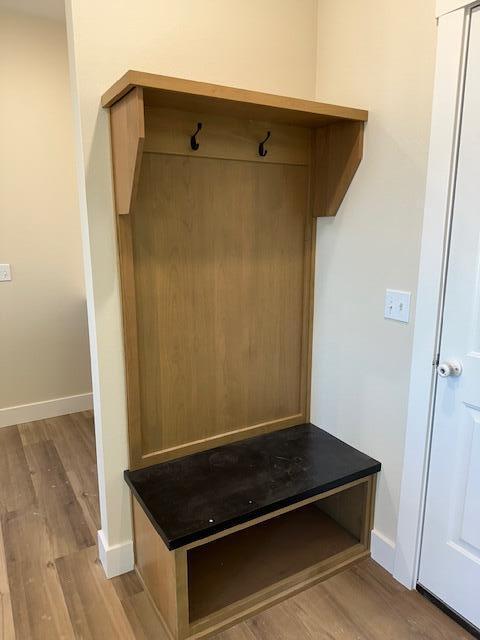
[55,546,137,640]
[116,213,143,467]
[0,520,15,640]
[364,475,377,548]
[3,510,75,640]
[110,86,145,215]
[130,154,313,465]
[0,426,36,513]
[23,440,94,558]
[133,498,181,638]
[174,550,189,639]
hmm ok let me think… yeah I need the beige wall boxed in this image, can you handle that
[66,0,437,568]
[65,0,318,568]
[312,0,437,543]
[0,9,91,412]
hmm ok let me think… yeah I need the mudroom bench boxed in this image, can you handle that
[125,424,380,639]
[102,72,376,639]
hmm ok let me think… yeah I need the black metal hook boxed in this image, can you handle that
[190,122,202,151]
[259,131,271,157]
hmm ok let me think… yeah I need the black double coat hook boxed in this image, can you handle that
[190,122,202,150]
[259,131,271,157]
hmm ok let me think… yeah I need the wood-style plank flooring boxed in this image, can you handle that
[0,411,474,639]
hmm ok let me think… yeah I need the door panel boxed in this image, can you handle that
[419,6,480,629]
[460,414,480,550]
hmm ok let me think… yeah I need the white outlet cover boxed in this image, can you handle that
[384,289,411,323]
[0,264,11,282]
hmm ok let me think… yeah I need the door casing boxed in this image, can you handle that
[394,0,480,589]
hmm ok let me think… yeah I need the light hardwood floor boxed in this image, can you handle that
[0,411,473,639]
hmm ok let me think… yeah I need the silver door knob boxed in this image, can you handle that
[437,360,462,377]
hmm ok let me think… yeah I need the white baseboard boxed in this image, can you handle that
[0,392,93,428]
[97,529,134,579]
[371,529,396,574]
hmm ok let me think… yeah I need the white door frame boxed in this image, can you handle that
[393,0,477,589]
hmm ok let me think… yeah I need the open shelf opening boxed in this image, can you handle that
[187,482,367,623]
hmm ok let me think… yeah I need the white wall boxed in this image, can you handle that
[0,8,91,423]
[312,0,437,550]
[65,0,318,576]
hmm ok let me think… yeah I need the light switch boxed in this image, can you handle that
[384,289,411,323]
[0,264,11,282]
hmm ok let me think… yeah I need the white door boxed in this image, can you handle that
[419,6,480,630]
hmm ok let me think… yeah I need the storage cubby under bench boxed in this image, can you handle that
[125,424,380,639]
[102,72,378,639]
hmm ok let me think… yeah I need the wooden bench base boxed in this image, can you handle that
[132,475,376,639]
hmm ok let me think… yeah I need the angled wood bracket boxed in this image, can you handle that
[312,120,364,217]
[109,86,145,215]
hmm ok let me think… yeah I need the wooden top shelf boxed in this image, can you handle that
[101,71,368,127]
[125,423,380,550]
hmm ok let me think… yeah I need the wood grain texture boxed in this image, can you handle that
[23,440,94,558]
[101,71,368,126]
[131,471,374,638]
[313,120,364,217]
[121,590,170,640]
[316,480,367,541]
[0,413,473,640]
[19,413,100,540]
[116,213,143,467]
[0,425,36,513]
[55,546,138,640]
[190,547,369,639]
[3,509,75,639]
[188,507,360,622]
[217,559,475,640]
[133,498,189,639]
[130,153,313,466]
[0,519,15,640]
[107,77,365,471]
[110,86,145,215]
[181,478,369,552]
[144,107,312,165]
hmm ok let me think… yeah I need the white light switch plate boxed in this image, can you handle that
[384,289,411,323]
[0,264,11,282]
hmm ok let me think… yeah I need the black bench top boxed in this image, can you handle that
[125,423,381,550]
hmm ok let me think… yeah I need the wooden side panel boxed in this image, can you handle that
[110,87,145,215]
[133,498,188,638]
[316,480,368,541]
[313,120,364,217]
[116,215,143,465]
[130,154,313,465]
[131,475,377,639]
[364,474,377,547]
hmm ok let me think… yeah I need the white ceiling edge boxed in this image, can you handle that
[0,0,65,21]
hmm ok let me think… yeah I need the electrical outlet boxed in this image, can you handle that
[0,264,11,282]
[384,289,411,323]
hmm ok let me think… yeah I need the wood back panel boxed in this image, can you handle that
[104,79,367,469]
[143,107,311,166]
[129,152,313,464]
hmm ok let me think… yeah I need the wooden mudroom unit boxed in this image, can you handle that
[102,71,380,639]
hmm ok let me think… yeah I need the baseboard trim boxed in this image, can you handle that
[97,530,134,579]
[371,529,396,574]
[0,392,93,428]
